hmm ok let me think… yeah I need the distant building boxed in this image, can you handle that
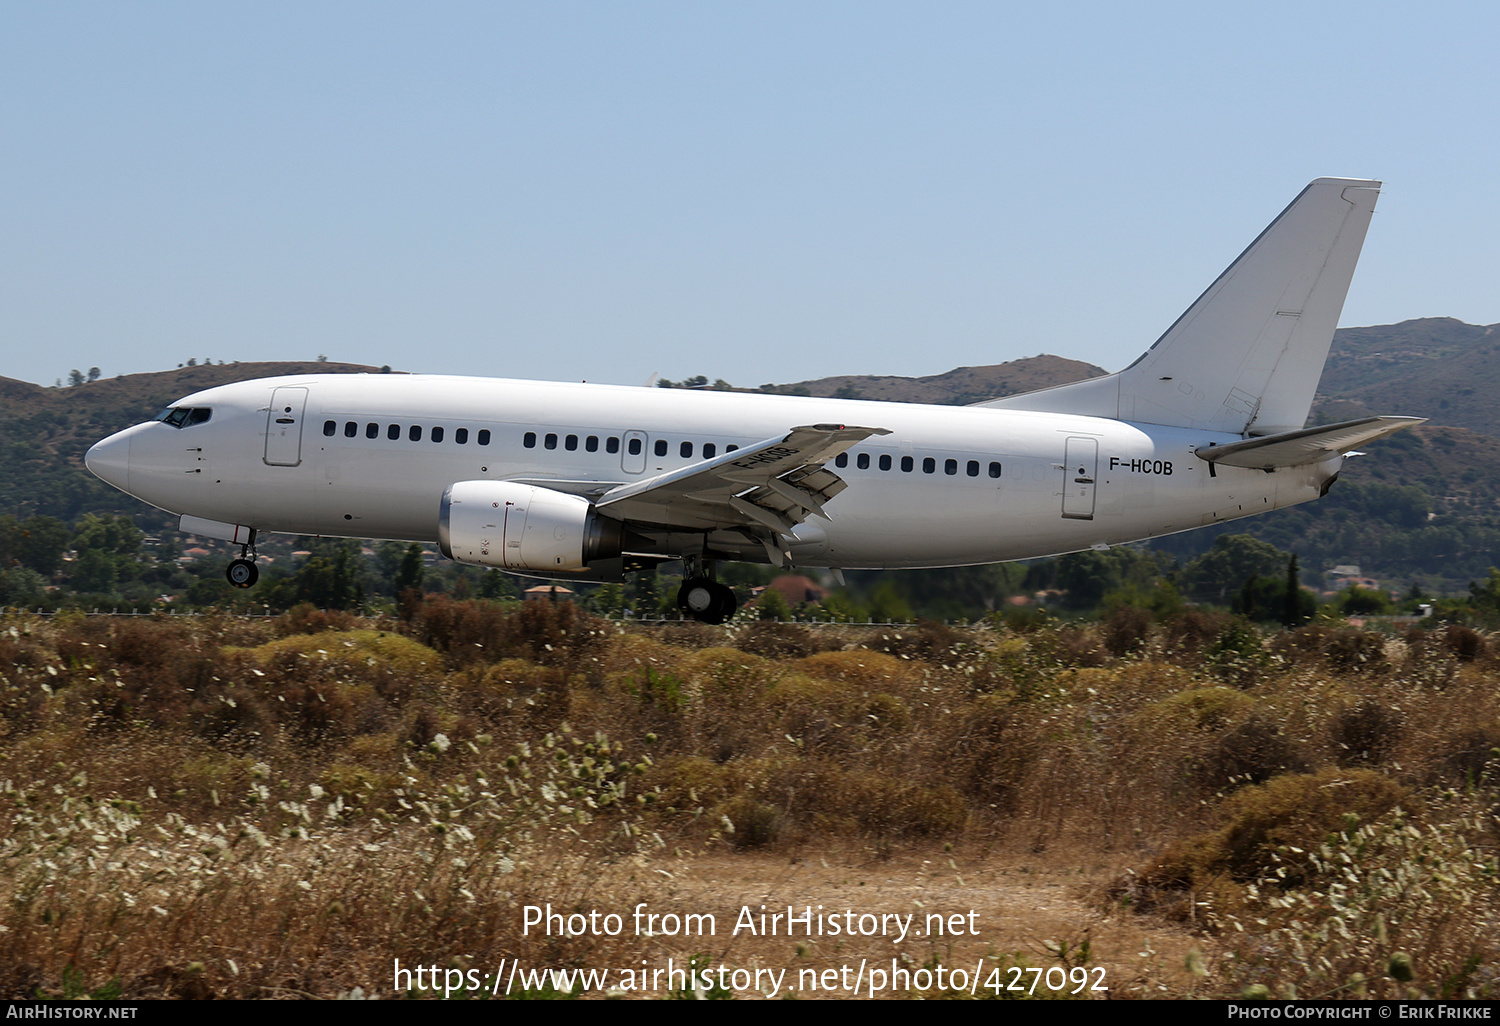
[1326,564,1379,594]
[524,584,573,603]
[752,575,825,608]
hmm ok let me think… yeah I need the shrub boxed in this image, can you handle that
[1331,699,1404,768]
[1220,793,1500,999]
[1102,604,1153,658]
[1134,768,1406,920]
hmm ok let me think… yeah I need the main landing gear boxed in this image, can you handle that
[675,550,738,625]
[226,531,260,589]
[677,578,737,624]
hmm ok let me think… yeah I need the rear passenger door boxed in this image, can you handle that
[1061,436,1097,520]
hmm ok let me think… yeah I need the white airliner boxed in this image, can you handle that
[87,178,1419,622]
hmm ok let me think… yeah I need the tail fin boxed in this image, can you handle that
[979,178,1381,436]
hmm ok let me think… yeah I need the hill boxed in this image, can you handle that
[0,361,387,522]
[748,318,1500,433]
[9,324,1500,595]
[1313,318,1500,434]
[760,354,1106,404]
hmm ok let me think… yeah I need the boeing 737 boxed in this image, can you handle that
[86,177,1419,623]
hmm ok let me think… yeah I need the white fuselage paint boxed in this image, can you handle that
[88,372,1333,572]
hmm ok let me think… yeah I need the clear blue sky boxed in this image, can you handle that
[3,1,1497,389]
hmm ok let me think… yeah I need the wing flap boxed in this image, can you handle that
[596,423,888,533]
[1195,416,1424,470]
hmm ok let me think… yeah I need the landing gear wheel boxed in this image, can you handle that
[226,558,259,589]
[677,578,737,625]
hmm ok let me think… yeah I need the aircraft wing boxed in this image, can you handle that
[594,423,890,538]
[1195,416,1424,470]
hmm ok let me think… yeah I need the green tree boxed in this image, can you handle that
[1282,554,1306,627]
[0,515,70,577]
[282,541,365,609]
[69,514,144,592]
[589,582,626,616]
[1180,534,1289,604]
[628,567,661,617]
[1469,568,1500,613]
[1030,547,1169,612]
[756,587,792,621]
[865,581,913,623]
[395,543,425,595]
[0,566,48,607]
[478,569,516,601]
[1335,585,1395,616]
[1231,572,1316,624]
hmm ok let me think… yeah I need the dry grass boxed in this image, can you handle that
[5,605,1500,997]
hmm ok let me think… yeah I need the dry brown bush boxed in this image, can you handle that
[1128,767,1406,923]
[7,605,1500,997]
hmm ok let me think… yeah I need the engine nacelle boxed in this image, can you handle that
[438,481,623,572]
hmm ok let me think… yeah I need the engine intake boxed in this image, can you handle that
[438,481,623,571]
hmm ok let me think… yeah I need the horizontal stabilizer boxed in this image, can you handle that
[1195,416,1424,470]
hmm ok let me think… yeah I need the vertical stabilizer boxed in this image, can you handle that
[979,178,1381,436]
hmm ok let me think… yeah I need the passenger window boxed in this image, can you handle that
[524,432,537,448]
[879,454,892,471]
[432,426,444,443]
[628,438,642,456]
[323,421,336,437]
[680,441,693,458]
[654,439,668,457]
[967,460,979,477]
[586,436,599,452]
[478,429,490,446]
[455,428,469,444]
[857,453,870,470]
[703,443,716,458]
[388,424,401,440]
[901,456,914,473]
[565,434,578,451]
[409,425,422,442]
[727,444,739,452]
[835,453,848,468]
[922,457,935,474]
[607,436,620,454]
[344,421,357,438]
[545,433,558,450]
[366,423,378,439]
[945,459,957,476]
[989,462,1002,478]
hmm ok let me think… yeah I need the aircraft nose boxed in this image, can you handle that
[86,430,131,492]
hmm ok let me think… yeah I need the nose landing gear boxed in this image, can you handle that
[226,558,258,588]
[225,531,260,589]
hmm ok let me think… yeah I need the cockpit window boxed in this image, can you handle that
[154,406,212,428]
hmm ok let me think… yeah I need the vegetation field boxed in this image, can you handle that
[4,598,1500,999]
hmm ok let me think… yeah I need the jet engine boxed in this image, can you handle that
[438,481,623,571]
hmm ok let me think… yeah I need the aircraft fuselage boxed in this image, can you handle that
[86,371,1329,572]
